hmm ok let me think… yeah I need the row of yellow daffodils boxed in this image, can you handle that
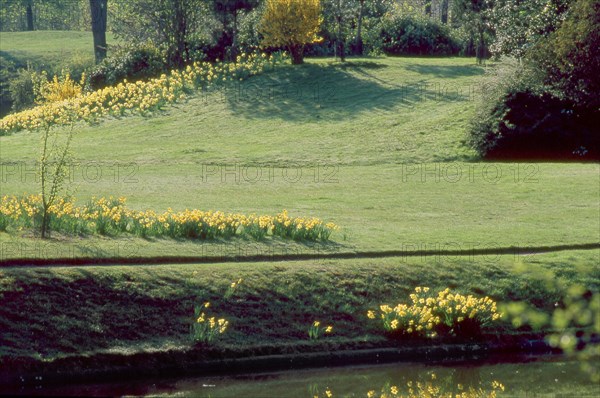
[0,195,338,241]
[0,52,286,135]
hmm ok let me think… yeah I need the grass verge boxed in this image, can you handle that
[0,250,597,379]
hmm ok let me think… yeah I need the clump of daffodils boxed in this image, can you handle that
[191,301,229,344]
[368,287,502,339]
[308,320,334,340]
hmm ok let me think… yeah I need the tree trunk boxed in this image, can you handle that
[476,27,486,64]
[289,44,304,65]
[441,0,449,24]
[231,9,238,61]
[354,0,364,55]
[89,0,108,64]
[336,0,345,62]
[173,0,187,68]
[41,209,49,239]
[26,0,34,31]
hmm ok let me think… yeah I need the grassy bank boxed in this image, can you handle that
[1,250,597,366]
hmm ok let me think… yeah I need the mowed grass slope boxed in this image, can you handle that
[1,251,598,361]
[1,54,598,255]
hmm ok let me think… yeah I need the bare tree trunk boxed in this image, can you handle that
[336,0,345,62]
[476,27,486,64]
[355,0,364,55]
[89,0,108,64]
[231,9,238,61]
[173,0,187,68]
[26,0,34,31]
[441,0,449,24]
[289,44,304,64]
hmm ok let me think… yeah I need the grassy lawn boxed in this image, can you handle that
[1,56,598,256]
[1,250,598,361]
[0,30,117,71]
[0,32,598,377]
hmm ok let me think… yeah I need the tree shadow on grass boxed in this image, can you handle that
[402,63,485,79]
[210,61,473,122]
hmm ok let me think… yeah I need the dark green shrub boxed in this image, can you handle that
[8,69,35,112]
[469,1,600,161]
[0,55,19,117]
[88,44,167,90]
[472,90,598,160]
[379,15,461,56]
[469,62,599,160]
[529,0,600,109]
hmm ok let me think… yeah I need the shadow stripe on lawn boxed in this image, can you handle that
[0,242,598,267]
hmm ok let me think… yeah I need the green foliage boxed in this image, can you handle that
[488,0,569,59]
[0,55,19,116]
[87,44,167,90]
[468,60,599,160]
[0,0,89,32]
[8,69,35,112]
[530,0,600,109]
[503,270,600,383]
[379,14,461,55]
[110,0,208,68]
[212,0,260,60]
[452,0,494,63]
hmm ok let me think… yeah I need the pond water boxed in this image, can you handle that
[13,355,600,397]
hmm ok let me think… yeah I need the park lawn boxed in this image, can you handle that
[0,161,598,258]
[0,250,598,362]
[0,30,117,71]
[1,56,598,256]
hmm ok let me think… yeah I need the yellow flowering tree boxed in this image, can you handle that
[260,0,322,64]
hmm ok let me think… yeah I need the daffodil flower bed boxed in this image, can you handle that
[0,195,338,241]
[0,52,287,135]
[367,287,502,340]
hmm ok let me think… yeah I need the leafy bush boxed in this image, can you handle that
[469,60,599,160]
[0,55,20,116]
[379,15,461,56]
[8,69,35,112]
[529,0,600,109]
[88,44,167,90]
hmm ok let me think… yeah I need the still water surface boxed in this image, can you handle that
[17,355,600,397]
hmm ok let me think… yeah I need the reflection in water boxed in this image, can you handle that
[309,372,505,398]
[11,356,600,397]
